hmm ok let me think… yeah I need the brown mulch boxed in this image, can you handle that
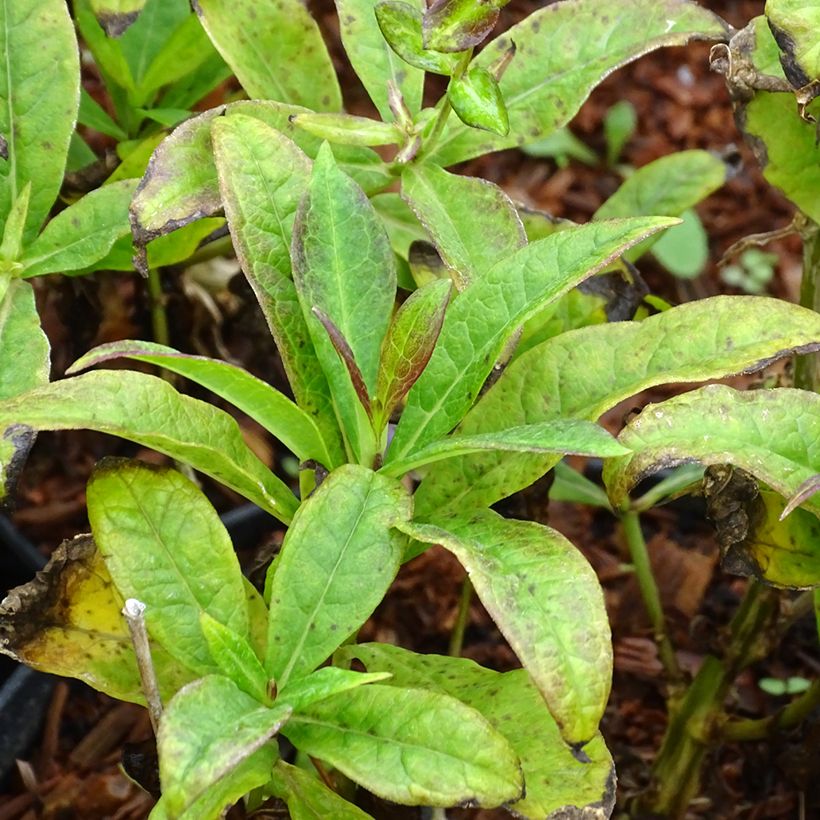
[2,1,818,818]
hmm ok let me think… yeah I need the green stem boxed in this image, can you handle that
[722,678,820,741]
[449,576,473,657]
[146,267,170,348]
[620,510,682,682]
[794,218,820,392]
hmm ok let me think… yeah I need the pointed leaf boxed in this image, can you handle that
[0,370,298,522]
[200,614,270,703]
[20,181,137,278]
[430,0,729,165]
[193,0,340,110]
[783,474,820,519]
[78,88,127,140]
[270,761,373,820]
[68,340,334,467]
[88,460,250,674]
[0,183,30,262]
[284,683,523,807]
[423,0,508,52]
[292,145,395,461]
[0,280,49,399]
[159,675,291,816]
[265,465,411,687]
[381,419,629,479]
[89,0,146,36]
[375,1,461,75]
[339,644,616,819]
[336,0,425,118]
[374,278,451,428]
[448,67,509,135]
[400,164,525,288]
[291,112,402,147]
[604,385,820,515]
[0,0,80,241]
[279,667,391,712]
[416,295,820,514]
[386,217,677,463]
[401,510,611,745]
[75,0,136,92]
[0,535,195,703]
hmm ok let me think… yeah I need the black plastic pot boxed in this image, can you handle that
[0,504,276,785]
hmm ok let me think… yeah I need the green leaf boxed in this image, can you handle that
[157,50,232,112]
[68,340,334,467]
[0,0,80,242]
[603,100,637,166]
[66,134,98,174]
[291,112,403,147]
[374,278,451,429]
[382,419,629,479]
[75,0,136,93]
[284,683,523,807]
[339,644,616,818]
[652,208,709,279]
[89,0,146,37]
[19,181,137,278]
[375,1,461,75]
[0,280,49,400]
[371,192,428,259]
[448,67,509,135]
[0,370,298,523]
[108,132,166,184]
[550,461,613,510]
[279,667,391,711]
[401,510,611,745]
[270,761,373,820]
[159,675,291,816]
[766,0,820,81]
[430,0,729,165]
[211,115,343,467]
[193,0,341,110]
[386,217,677,464]
[200,613,270,703]
[423,0,508,52]
[88,459,251,674]
[265,465,411,687]
[292,145,396,461]
[594,150,726,259]
[0,182,29,263]
[415,294,820,514]
[604,385,820,515]
[401,164,525,288]
[336,0,425,118]
[78,88,127,140]
[0,535,195,704]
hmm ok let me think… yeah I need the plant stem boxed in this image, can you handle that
[620,510,682,682]
[449,576,473,657]
[794,218,820,392]
[722,678,820,741]
[122,598,163,734]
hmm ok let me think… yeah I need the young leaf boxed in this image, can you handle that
[416,295,820,514]
[19,181,137,278]
[0,535,195,703]
[74,0,137,93]
[0,183,31,262]
[265,465,411,687]
[603,100,637,166]
[339,644,616,819]
[400,164,525,288]
[283,683,523,807]
[211,115,344,465]
[448,67,510,135]
[88,459,251,674]
[374,278,451,428]
[0,0,80,242]
[270,761,373,820]
[423,0,509,52]
[159,675,291,817]
[291,112,403,147]
[89,0,146,37]
[381,418,629,479]
[193,0,341,110]
[335,0,425,118]
[401,510,612,746]
[292,145,396,461]
[278,667,391,712]
[550,461,613,510]
[68,340,334,467]
[429,0,729,165]
[0,281,49,400]
[386,217,677,464]
[78,88,128,140]
[375,1,461,75]
[603,385,820,515]
[0,371,299,523]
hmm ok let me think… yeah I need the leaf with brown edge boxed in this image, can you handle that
[423,0,509,53]
[89,0,145,36]
[782,474,820,520]
[374,279,451,430]
[0,535,195,703]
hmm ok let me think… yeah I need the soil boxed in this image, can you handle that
[1,1,818,818]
